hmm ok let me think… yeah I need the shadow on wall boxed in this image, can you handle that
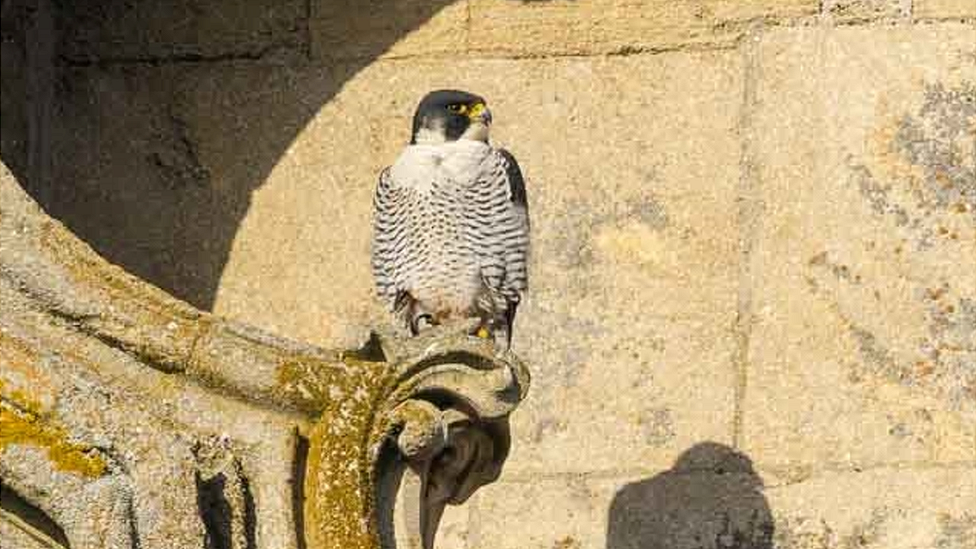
[0,0,457,309]
[607,442,774,549]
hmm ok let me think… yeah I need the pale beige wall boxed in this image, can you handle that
[8,1,976,547]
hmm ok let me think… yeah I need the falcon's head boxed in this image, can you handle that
[410,89,493,145]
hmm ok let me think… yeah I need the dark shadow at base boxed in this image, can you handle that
[607,442,774,549]
[291,434,310,549]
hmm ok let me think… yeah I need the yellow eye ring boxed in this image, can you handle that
[447,103,467,113]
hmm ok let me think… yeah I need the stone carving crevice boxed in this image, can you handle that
[0,483,71,548]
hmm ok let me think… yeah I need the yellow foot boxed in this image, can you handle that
[476,327,491,339]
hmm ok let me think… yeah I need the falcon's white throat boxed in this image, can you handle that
[460,120,490,142]
[390,140,492,194]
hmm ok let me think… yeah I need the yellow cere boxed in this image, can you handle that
[468,103,486,119]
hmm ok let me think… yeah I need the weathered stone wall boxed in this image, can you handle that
[3,0,974,548]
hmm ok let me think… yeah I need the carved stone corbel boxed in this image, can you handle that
[299,325,529,549]
[0,159,530,549]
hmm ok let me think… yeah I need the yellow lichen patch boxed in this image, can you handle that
[285,353,396,549]
[0,405,107,478]
[4,388,44,416]
[304,416,377,549]
[273,353,389,414]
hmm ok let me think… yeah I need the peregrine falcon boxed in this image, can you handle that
[371,90,530,348]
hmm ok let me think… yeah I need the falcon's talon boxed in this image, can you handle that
[476,327,491,339]
[413,313,435,333]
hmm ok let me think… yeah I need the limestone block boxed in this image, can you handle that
[915,0,976,19]
[472,451,974,549]
[0,1,30,180]
[212,49,743,473]
[467,0,817,57]
[821,0,910,21]
[311,0,471,61]
[48,66,222,309]
[432,505,469,549]
[743,25,976,468]
[47,62,333,311]
[58,0,306,62]
[309,0,818,61]
[767,468,976,549]
[474,443,777,549]
[470,476,622,549]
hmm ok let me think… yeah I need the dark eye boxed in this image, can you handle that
[446,103,466,113]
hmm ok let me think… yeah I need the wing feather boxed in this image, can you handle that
[477,148,530,342]
[371,167,409,307]
[498,148,529,223]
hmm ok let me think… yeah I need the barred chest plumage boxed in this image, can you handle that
[385,141,498,319]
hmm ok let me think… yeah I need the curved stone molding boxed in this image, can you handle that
[0,160,530,549]
[304,326,529,549]
[376,331,528,549]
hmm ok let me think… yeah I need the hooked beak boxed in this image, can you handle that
[468,102,492,125]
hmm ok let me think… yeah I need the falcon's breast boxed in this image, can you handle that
[371,140,529,321]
